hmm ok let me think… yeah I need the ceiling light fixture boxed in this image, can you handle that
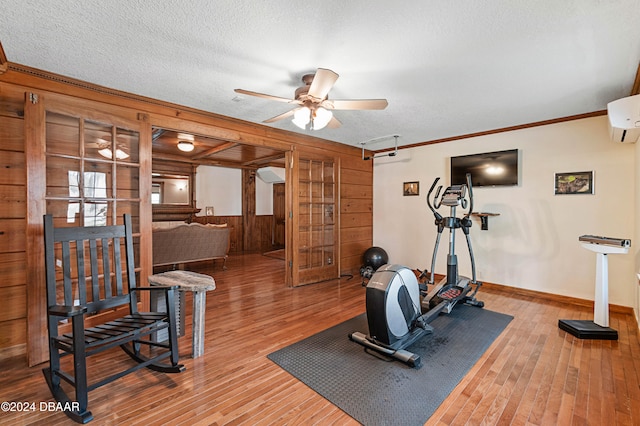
[177,140,194,152]
[292,106,333,130]
[177,133,195,152]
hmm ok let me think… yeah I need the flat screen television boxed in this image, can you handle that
[450,149,518,187]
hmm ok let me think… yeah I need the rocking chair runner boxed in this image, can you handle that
[42,214,185,424]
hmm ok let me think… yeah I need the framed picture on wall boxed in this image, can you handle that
[205,206,214,216]
[554,171,594,195]
[403,181,420,196]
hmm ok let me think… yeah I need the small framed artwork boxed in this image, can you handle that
[403,181,420,196]
[554,171,594,195]
[205,206,214,216]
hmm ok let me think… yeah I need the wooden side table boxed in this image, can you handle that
[148,270,216,358]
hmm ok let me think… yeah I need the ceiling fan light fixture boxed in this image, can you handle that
[312,107,333,130]
[177,140,195,152]
[98,147,129,160]
[97,137,129,160]
[292,107,311,129]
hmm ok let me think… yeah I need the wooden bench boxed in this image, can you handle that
[42,214,185,424]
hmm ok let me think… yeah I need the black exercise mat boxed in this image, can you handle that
[267,304,513,426]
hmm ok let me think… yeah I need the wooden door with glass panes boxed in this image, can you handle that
[291,153,339,286]
[25,96,148,366]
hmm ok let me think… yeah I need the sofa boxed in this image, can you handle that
[152,222,230,269]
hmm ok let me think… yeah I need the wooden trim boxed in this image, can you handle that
[373,110,607,153]
[0,42,7,75]
[138,119,152,309]
[481,281,634,315]
[2,63,362,158]
[24,91,47,366]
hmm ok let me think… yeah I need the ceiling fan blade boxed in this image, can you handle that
[234,88,297,104]
[326,116,342,129]
[263,108,297,123]
[325,99,388,110]
[307,68,339,101]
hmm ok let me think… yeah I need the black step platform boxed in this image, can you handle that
[558,319,618,340]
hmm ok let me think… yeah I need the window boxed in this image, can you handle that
[45,112,141,227]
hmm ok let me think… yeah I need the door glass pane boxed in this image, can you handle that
[116,127,140,164]
[46,112,80,157]
[295,157,337,284]
[45,112,140,228]
[84,120,113,161]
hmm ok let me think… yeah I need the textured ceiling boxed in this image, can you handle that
[1,0,639,150]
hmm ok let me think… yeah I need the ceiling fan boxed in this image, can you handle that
[235,68,388,130]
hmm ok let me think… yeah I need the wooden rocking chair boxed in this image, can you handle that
[42,214,185,423]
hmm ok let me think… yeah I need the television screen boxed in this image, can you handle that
[450,149,518,187]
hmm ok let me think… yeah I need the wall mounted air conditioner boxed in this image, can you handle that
[607,94,640,143]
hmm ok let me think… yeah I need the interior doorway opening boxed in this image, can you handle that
[150,127,288,268]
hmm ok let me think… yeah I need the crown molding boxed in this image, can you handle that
[0,41,8,75]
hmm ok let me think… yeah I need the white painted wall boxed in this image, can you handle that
[374,116,637,307]
[256,167,285,215]
[195,166,242,216]
[195,165,285,216]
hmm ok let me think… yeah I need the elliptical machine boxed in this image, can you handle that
[423,173,484,312]
[349,173,483,368]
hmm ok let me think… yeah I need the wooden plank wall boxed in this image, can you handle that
[0,86,27,358]
[340,158,373,276]
[193,214,274,254]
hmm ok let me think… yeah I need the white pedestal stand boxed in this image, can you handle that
[558,241,629,340]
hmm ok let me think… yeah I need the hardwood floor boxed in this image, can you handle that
[1,253,639,425]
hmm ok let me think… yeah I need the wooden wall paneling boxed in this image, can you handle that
[24,91,47,366]
[0,285,26,322]
[0,252,26,289]
[0,218,26,253]
[0,318,25,349]
[339,156,373,277]
[341,226,374,271]
[0,184,27,218]
[254,215,275,252]
[0,116,25,150]
[0,84,25,119]
[0,151,26,185]
[340,183,373,199]
[242,169,257,252]
[340,198,373,214]
[0,87,28,359]
[272,182,286,248]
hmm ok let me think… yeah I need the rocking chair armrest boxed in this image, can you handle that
[48,304,88,318]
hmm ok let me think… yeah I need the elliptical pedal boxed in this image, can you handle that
[437,285,463,300]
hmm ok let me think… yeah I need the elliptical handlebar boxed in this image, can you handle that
[464,173,474,218]
[426,177,443,219]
